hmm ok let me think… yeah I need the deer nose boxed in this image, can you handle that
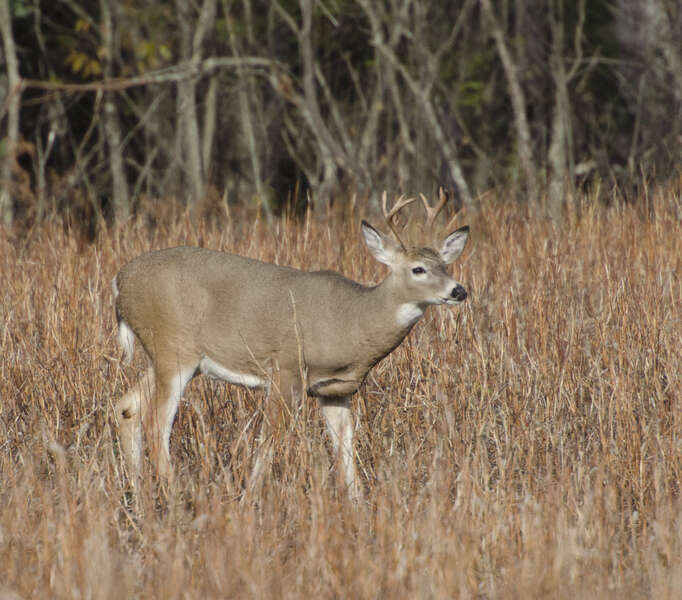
[451,285,467,302]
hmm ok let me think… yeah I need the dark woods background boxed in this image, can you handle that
[1,0,680,228]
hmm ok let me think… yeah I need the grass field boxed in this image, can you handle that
[0,188,680,598]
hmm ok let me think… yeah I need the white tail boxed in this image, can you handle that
[113,192,469,498]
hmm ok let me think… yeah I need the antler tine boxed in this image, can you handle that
[444,209,461,233]
[382,192,416,249]
[419,186,449,231]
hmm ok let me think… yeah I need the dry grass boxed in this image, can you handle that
[0,189,680,598]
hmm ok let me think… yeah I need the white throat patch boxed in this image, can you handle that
[396,303,424,328]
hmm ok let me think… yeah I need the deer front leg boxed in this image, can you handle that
[247,369,299,497]
[320,397,360,499]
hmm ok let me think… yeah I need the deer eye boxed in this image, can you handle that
[412,266,426,275]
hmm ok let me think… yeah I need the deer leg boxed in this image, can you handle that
[248,424,273,498]
[144,364,197,481]
[320,397,359,499]
[115,366,155,481]
[247,369,300,497]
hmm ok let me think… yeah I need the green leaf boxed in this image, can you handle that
[457,81,484,108]
[159,44,172,61]
[74,52,87,74]
[11,0,32,19]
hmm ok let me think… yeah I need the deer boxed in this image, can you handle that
[112,191,469,498]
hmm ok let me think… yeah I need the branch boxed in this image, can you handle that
[16,57,278,95]
[297,0,359,176]
[480,0,537,198]
[358,0,472,204]
[0,0,22,224]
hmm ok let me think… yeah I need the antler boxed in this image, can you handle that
[440,187,463,232]
[418,186,449,231]
[382,191,416,250]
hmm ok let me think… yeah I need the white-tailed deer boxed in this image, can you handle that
[112,191,469,498]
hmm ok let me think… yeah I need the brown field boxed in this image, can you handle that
[0,189,680,598]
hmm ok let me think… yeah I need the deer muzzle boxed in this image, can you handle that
[450,284,467,303]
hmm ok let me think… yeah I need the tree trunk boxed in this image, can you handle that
[100,0,130,221]
[481,0,537,201]
[547,0,584,217]
[225,0,273,220]
[547,57,573,215]
[202,74,218,178]
[175,0,215,205]
[0,0,21,225]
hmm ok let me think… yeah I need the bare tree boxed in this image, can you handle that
[480,0,537,201]
[224,0,273,220]
[175,0,216,205]
[615,0,682,179]
[646,0,682,105]
[273,0,368,207]
[100,0,130,221]
[357,0,473,204]
[0,0,21,225]
[4,0,679,224]
[545,0,586,214]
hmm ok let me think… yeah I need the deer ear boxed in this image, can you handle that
[440,226,469,264]
[362,220,399,266]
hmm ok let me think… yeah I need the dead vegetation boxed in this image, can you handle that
[0,188,680,598]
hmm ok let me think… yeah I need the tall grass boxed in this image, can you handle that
[0,189,680,598]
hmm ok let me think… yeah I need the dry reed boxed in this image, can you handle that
[0,188,680,598]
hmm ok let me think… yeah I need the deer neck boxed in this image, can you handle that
[367,273,426,335]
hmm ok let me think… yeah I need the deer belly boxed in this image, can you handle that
[199,356,267,389]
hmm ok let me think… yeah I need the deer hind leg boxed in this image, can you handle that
[145,363,197,481]
[320,397,360,499]
[115,366,155,481]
